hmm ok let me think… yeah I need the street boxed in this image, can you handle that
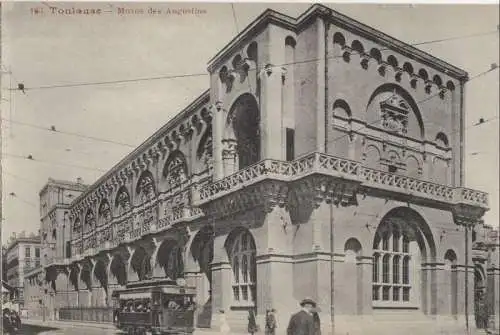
[12,320,119,335]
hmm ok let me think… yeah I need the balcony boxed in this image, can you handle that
[194,152,489,209]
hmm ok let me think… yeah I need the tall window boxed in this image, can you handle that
[229,230,256,306]
[25,247,31,258]
[372,224,412,304]
[286,128,295,161]
[35,248,40,258]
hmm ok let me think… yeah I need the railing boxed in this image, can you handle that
[196,152,489,208]
[59,307,114,323]
[130,227,142,240]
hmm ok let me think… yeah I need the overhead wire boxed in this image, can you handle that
[2,152,108,173]
[2,28,497,92]
[0,117,137,148]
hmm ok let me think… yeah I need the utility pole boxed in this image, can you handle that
[330,199,335,335]
[465,224,468,330]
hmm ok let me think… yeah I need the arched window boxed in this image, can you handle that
[227,94,261,170]
[228,230,256,306]
[98,200,112,226]
[136,171,156,203]
[163,151,188,189]
[372,218,416,305]
[85,209,95,231]
[115,186,131,215]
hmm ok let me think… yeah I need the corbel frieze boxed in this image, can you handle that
[204,180,288,219]
[291,175,359,209]
[452,203,486,227]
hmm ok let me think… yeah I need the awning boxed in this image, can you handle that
[119,292,152,300]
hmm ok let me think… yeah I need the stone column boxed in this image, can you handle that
[210,232,232,322]
[211,102,224,180]
[436,263,451,315]
[252,203,294,329]
[486,252,499,332]
[259,63,285,161]
[316,17,326,153]
[221,138,238,176]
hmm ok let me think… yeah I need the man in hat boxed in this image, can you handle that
[286,298,316,335]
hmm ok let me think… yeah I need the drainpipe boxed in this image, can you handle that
[330,199,335,335]
[465,223,469,332]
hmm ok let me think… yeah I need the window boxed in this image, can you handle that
[25,247,31,258]
[35,248,40,258]
[65,242,71,259]
[372,224,412,304]
[286,128,295,161]
[229,230,256,306]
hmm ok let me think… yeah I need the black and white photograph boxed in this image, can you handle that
[1,2,499,335]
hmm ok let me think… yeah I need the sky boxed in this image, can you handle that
[1,2,499,244]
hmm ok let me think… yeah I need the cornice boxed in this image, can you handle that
[207,4,467,81]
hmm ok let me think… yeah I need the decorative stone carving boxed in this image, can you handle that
[360,55,370,69]
[139,175,155,201]
[165,154,187,188]
[221,138,238,161]
[98,201,112,226]
[203,181,288,218]
[380,91,410,135]
[452,203,487,227]
[200,134,213,170]
[117,190,131,214]
[85,210,96,229]
[292,176,359,209]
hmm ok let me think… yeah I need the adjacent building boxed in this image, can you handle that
[23,5,497,334]
[4,232,41,308]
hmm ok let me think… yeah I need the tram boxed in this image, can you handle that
[112,278,196,335]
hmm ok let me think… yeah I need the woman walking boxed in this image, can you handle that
[265,308,277,335]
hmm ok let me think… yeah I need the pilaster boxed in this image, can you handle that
[259,62,285,161]
[210,233,232,318]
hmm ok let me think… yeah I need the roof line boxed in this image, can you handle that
[207,4,467,80]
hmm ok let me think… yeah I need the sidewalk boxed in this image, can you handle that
[21,317,116,330]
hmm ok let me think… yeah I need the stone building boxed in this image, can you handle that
[4,232,41,308]
[23,5,494,334]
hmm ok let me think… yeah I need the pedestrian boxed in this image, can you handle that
[265,308,277,335]
[312,308,321,335]
[219,309,230,335]
[286,297,316,335]
[248,308,259,334]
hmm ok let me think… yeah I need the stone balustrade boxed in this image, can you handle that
[194,151,489,209]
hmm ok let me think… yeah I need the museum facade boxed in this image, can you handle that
[24,5,498,334]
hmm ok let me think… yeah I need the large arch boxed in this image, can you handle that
[190,226,214,278]
[129,246,152,282]
[226,93,261,170]
[79,261,93,291]
[155,239,184,280]
[109,254,127,286]
[366,83,425,140]
[371,206,436,311]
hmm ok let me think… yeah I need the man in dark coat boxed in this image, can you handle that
[286,298,316,335]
